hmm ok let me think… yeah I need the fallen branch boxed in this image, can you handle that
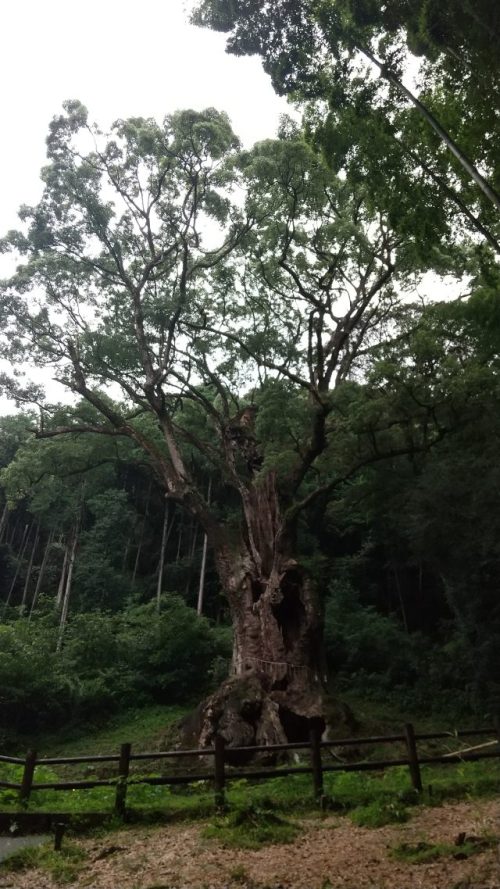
[442,739,498,758]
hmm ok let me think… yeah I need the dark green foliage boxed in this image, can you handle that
[308,293,500,718]
[0,600,231,744]
[0,82,499,744]
[74,491,135,610]
[324,576,420,685]
[3,287,500,731]
[0,620,75,738]
[113,599,232,703]
[194,0,500,262]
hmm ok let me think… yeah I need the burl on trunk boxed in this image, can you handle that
[196,473,325,750]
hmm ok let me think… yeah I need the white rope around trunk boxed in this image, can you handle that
[245,656,312,677]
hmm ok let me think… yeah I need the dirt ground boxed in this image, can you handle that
[1,798,499,889]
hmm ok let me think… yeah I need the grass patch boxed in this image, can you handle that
[325,766,419,811]
[391,835,498,864]
[1,705,498,829]
[420,759,500,803]
[325,759,500,814]
[0,841,86,883]
[349,798,410,827]
[0,704,189,814]
[23,704,188,759]
[203,803,300,849]
[1,758,498,822]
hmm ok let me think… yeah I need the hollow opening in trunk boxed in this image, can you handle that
[272,569,305,652]
[269,676,289,691]
[251,578,263,603]
[278,706,313,743]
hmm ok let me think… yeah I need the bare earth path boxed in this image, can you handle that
[1,798,499,889]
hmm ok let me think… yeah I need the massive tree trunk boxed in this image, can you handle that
[194,473,325,750]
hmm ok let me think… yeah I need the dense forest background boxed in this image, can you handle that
[2,287,500,742]
[1,0,500,747]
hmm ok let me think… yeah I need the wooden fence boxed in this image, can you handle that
[1,724,499,816]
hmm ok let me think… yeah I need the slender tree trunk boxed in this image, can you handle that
[156,501,170,612]
[20,523,40,612]
[189,519,198,559]
[8,516,20,547]
[175,514,184,563]
[56,542,70,609]
[4,523,30,609]
[132,479,152,585]
[396,135,500,253]
[184,518,199,598]
[57,523,80,652]
[197,532,209,616]
[358,42,500,212]
[29,529,55,620]
[57,482,85,649]
[0,503,8,543]
[440,573,468,631]
[189,518,198,558]
[120,478,132,571]
[14,520,28,554]
[122,535,132,572]
[197,478,212,616]
[392,561,409,634]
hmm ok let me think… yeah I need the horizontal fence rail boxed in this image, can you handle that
[1,724,498,814]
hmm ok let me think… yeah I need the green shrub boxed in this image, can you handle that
[0,598,232,743]
[0,620,77,738]
[203,802,300,849]
[324,578,420,685]
[119,597,231,702]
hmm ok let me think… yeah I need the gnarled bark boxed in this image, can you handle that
[193,473,325,750]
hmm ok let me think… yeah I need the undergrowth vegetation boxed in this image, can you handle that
[0,841,86,883]
[0,602,231,746]
[203,803,300,848]
[391,836,498,864]
[1,753,498,831]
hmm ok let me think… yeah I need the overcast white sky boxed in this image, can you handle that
[0,0,291,414]
[0,1,463,417]
[0,0,289,232]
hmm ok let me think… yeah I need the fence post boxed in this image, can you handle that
[310,721,324,801]
[54,823,66,852]
[404,723,422,792]
[214,735,226,810]
[114,743,131,818]
[19,749,37,807]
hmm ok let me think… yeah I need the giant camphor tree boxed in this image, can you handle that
[0,102,444,745]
